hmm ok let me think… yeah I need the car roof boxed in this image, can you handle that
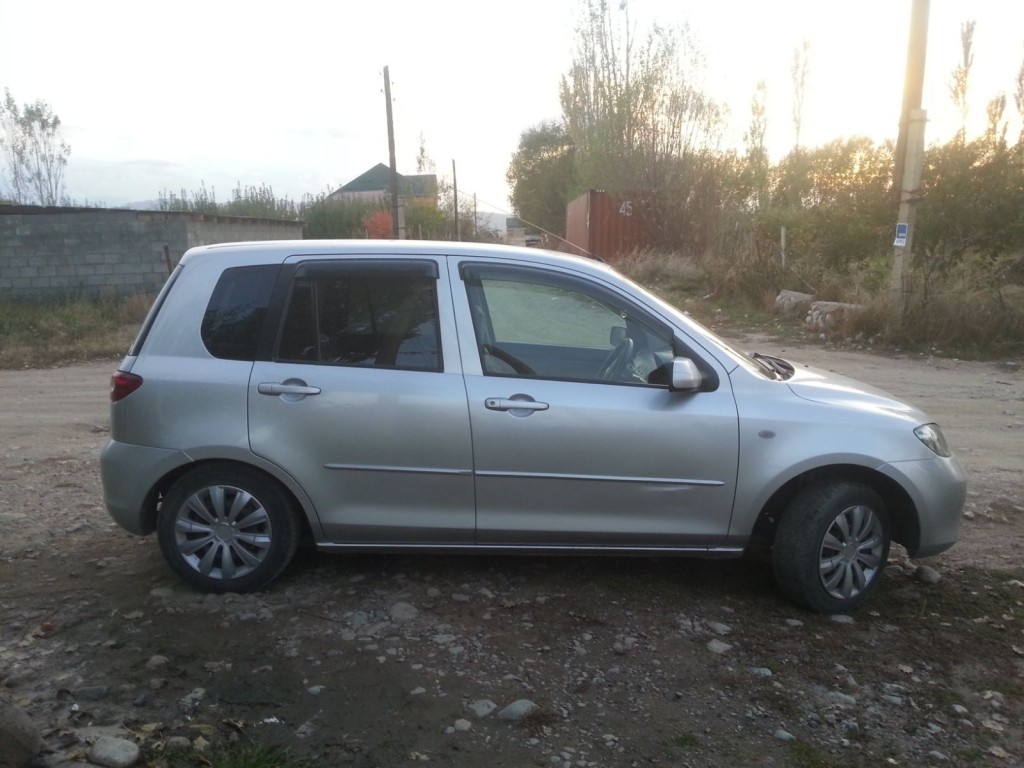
[179,239,610,274]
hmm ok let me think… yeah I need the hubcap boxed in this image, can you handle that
[818,504,884,600]
[173,484,272,581]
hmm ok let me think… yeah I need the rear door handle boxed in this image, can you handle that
[258,380,322,397]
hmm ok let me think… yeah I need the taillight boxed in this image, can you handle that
[110,371,143,402]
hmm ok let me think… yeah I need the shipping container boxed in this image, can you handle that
[564,190,650,262]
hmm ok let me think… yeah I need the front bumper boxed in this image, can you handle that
[880,454,967,558]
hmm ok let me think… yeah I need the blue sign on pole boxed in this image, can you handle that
[894,222,909,248]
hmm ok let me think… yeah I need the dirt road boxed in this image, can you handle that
[1,342,1022,767]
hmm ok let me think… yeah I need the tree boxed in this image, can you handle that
[0,88,71,205]
[769,138,894,274]
[558,0,722,251]
[222,182,300,219]
[404,199,448,240]
[948,20,976,141]
[302,195,385,239]
[741,81,770,211]
[363,209,393,238]
[984,93,1007,148]
[791,40,810,150]
[158,182,220,214]
[559,0,720,194]
[435,173,486,242]
[407,135,472,241]
[415,132,436,174]
[506,121,576,237]
[916,136,1024,291]
[1014,54,1024,143]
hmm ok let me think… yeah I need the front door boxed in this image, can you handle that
[455,262,739,547]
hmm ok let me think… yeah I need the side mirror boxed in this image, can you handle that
[669,357,703,392]
[609,326,627,345]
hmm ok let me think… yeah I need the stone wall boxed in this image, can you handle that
[0,206,304,300]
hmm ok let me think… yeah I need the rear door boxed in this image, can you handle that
[249,257,474,544]
[453,261,739,547]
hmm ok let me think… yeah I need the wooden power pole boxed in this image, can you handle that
[452,159,460,241]
[383,66,401,238]
[889,0,930,320]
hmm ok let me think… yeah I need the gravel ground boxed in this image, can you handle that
[1,339,1022,767]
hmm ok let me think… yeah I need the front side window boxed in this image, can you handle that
[463,265,673,385]
[276,263,441,371]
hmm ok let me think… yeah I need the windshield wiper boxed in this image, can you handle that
[752,352,794,380]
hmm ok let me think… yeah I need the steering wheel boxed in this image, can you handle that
[597,338,633,380]
[482,344,536,376]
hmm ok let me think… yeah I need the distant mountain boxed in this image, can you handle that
[121,199,162,211]
[113,202,511,233]
[476,212,507,234]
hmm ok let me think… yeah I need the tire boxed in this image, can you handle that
[773,481,890,614]
[157,465,301,593]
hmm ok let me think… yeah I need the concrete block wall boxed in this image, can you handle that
[0,207,304,300]
[185,218,304,248]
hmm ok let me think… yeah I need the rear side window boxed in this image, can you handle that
[201,265,280,360]
[276,263,441,371]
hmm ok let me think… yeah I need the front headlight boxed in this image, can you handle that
[915,423,951,457]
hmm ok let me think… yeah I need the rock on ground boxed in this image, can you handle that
[89,735,141,768]
[497,699,538,721]
[0,700,43,768]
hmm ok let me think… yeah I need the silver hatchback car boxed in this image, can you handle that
[101,240,965,613]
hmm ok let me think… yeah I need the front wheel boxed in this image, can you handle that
[157,465,301,593]
[773,481,890,614]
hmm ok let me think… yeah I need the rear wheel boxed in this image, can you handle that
[157,465,300,593]
[773,481,890,613]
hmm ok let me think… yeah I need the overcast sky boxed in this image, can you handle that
[1,1,1022,213]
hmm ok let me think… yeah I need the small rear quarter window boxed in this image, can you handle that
[202,265,280,360]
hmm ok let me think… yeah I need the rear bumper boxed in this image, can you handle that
[100,440,190,535]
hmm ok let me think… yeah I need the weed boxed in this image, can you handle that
[785,740,844,768]
[159,742,316,768]
[672,731,700,748]
[520,706,560,734]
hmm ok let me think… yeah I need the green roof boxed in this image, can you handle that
[339,163,437,198]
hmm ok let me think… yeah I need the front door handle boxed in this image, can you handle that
[485,396,549,414]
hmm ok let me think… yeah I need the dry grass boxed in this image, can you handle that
[842,287,1024,359]
[616,248,1024,360]
[0,293,152,369]
[2,254,1021,368]
[613,247,706,295]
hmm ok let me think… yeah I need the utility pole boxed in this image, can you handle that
[889,0,930,320]
[383,66,401,238]
[452,159,460,241]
